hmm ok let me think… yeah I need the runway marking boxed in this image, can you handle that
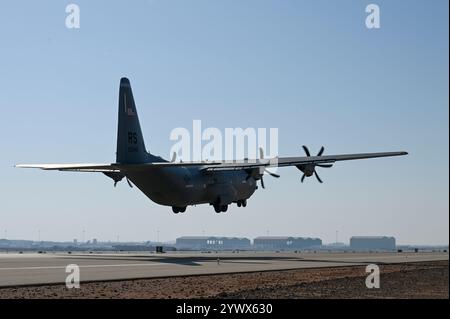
[0,263,168,271]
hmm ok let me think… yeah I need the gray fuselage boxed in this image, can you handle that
[128,167,257,207]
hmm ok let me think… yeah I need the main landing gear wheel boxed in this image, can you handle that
[213,205,228,213]
[172,206,187,214]
[237,200,247,207]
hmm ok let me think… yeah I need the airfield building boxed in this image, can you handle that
[350,236,396,251]
[253,236,322,250]
[176,236,251,250]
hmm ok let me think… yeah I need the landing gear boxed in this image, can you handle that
[213,204,228,213]
[236,200,247,207]
[172,206,187,214]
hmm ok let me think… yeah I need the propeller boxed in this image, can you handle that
[103,172,133,188]
[298,146,333,183]
[257,148,280,189]
[126,176,133,188]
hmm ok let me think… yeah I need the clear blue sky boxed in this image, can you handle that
[0,0,448,244]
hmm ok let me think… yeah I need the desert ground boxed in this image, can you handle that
[0,260,447,299]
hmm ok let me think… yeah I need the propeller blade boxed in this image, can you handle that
[302,145,311,157]
[114,181,118,187]
[301,174,306,183]
[260,176,265,189]
[317,164,333,168]
[259,147,264,159]
[314,171,323,183]
[317,146,325,156]
[171,152,176,162]
[265,170,280,178]
[126,177,133,188]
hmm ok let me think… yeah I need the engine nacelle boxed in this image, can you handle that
[296,164,315,177]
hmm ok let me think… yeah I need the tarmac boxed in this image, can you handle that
[0,251,447,287]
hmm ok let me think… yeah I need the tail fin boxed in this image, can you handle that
[116,78,149,164]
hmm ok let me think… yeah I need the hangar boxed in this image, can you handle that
[176,236,251,250]
[350,236,396,251]
[253,236,322,250]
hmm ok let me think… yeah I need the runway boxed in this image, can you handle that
[0,251,447,287]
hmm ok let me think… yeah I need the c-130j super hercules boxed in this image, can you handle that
[17,78,408,214]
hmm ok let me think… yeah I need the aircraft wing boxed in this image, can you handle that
[15,161,222,172]
[200,151,408,172]
[15,163,121,172]
[16,151,407,173]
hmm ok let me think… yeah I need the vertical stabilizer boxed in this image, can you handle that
[116,78,149,164]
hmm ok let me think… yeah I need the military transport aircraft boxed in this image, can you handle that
[16,78,408,214]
